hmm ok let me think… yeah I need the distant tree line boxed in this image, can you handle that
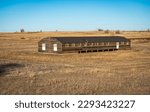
[97,28,150,33]
[97,28,121,34]
[20,29,43,33]
[20,29,25,33]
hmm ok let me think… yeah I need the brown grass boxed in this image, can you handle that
[0,31,150,95]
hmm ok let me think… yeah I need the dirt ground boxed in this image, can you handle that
[0,31,150,95]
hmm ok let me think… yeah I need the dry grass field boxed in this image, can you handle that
[0,31,150,95]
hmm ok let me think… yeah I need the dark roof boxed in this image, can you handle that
[51,36,129,44]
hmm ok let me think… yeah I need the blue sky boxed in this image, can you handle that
[0,0,150,32]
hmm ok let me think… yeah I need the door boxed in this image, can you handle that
[42,43,46,51]
[53,44,58,51]
[116,42,119,49]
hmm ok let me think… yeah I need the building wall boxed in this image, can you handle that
[38,38,62,53]
[38,37,131,53]
[61,41,131,53]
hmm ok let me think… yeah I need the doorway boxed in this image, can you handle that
[116,42,119,49]
[42,43,46,51]
[53,44,58,51]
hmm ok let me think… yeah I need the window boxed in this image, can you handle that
[64,44,69,47]
[72,43,76,47]
[97,43,99,45]
[87,43,91,46]
[42,43,46,51]
[104,42,109,46]
[126,42,129,45]
[75,43,80,47]
[93,43,97,46]
[100,42,104,46]
[90,43,94,46]
[67,44,72,47]
[120,42,124,45]
[104,42,107,46]
[84,43,88,46]
[53,44,57,51]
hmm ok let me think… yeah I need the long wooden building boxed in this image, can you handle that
[38,36,131,53]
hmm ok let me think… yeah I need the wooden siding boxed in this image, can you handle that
[38,38,62,53]
[62,41,131,53]
[38,37,131,53]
